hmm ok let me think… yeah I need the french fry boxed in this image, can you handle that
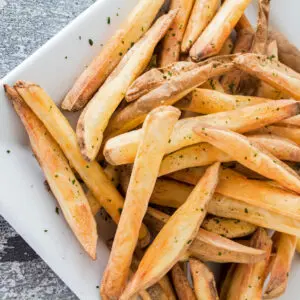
[235,13,253,32]
[226,228,272,300]
[276,114,300,127]
[77,10,177,161]
[269,30,300,73]
[175,88,267,114]
[264,232,296,299]
[194,126,300,194]
[101,106,180,299]
[159,0,195,66]
[145,207,266,264]
[247,134,300,162]
[190,0,252,60]
[159,143,231,176]
[104,100,298,165]
[200,78,225,92]
[296,239,300,253]
[5,85,97,259]
[201,215,256,238]
[125,61,197,102]
[234,53,300,99]
[61,0,165,111]
[14,81,150,245]
[105,58,234,138]
[190,259,218,300]
[103,164,119,187]
[181,0,219,53]
[169,167,300,222]
[219,37,234,56]
[156,275,177,300]
[219,264,236,300]
[86,190,101,216]
[221,28,254,94]
[208,194,300,237]
[121,163,220,299]
[171,263,196,300]
[257,125,300,145]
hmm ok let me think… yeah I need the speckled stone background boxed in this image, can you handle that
[0,1,96,299]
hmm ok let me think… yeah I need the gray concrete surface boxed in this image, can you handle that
[0,1,96,298]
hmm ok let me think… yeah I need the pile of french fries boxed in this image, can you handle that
[5,0,300,299]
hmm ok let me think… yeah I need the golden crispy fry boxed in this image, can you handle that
[105,58,234,138]
[194,126,300,193]
[201,215,256,238]
[219,37,234,56]
[171,167,300,222]
[121,163,220,299]
[61,0,165,111]
[104,100,298,165]
[208,194,300,237]
[219,264,236,300]
[276,115,300,127]
[190,259,218,300]
[247,134,300,162]
[190,0,252,60]
[101,107,180,299]
[269,30,300,73]
[235,13,254,32]
[172,263,196,300]
[264,232,296,299]
[296,239,300,253]
[145,207,266,264]
[175,88,267,114]
[5,85,97,259]
[159,143,231,176]
[125,61,197,102]
[77,10,177,161]
[181,0,219,53]
[200,78,225,92]
[159,0,195,66]
[156,275,177,300]
[14,81,150,244]
[86,190,101,216]
[226,228,272,300]
[234,53,300,99]
[257,125,300,145]
[221,28,254,94]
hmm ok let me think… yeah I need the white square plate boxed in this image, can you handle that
[1,1,300,299]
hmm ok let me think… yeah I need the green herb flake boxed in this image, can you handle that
[96,285,99,289]
[244,208,249,213]
[187,239,192,245]
[72,179,76,185]
[118,207,123,214]
[88,39,94,46]
[218,252,222,256]
[6,150,10,154]
[44,229,48,233]
[55,207,59,215]
[107,17,111,24]
[119,52,123,56]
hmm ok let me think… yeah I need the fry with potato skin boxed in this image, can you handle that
[219,264,236,300]
[171,263,196,300]
[61,0,165,111]
[264,232,296,299]
[77,10,177,161]
[121,163,220,299]
[181,0,219,53]
[159,0,194,66]
[194,126,300,194]
[101,106,180,300]
[145,207,266,264]
[247,134,300,162]
[269,30,300,73]
[190,259,218,300]
[5,85,97,259]
[234,53,300,99]
[221,27,254,94]
[201,215,256,239]
[175,88,267,114]
[105,58,234,138]
[190,0,252,60]
[226,228,272,300]
[104,100,299,165]
[14,81,150,245]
